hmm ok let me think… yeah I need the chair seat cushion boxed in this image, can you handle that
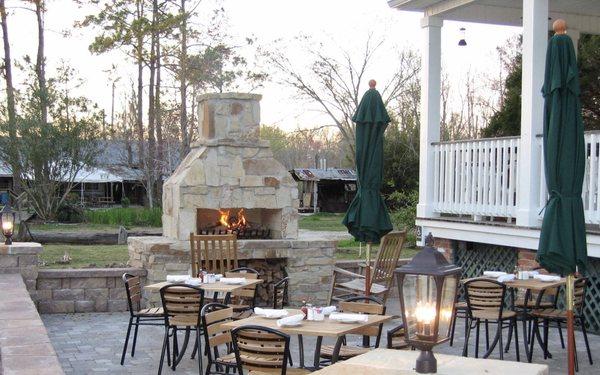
[337,279,387,295]
[320,344,370,359]
[531,308,567,319]
[472,309,516,320]
[136,307,164,317]
[250,368,311,375]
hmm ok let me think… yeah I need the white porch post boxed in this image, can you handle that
[516,0,548,227]
[417,16,443,219]
[569,28,581,57]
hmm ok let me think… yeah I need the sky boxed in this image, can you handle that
[3,0,521,132]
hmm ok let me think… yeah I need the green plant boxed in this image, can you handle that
[387,190,418,246]
[121,197,130,208]
[84,207,162,227]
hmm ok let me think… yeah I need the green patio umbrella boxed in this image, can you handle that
[537,22,587,375]
[343,81,393,296]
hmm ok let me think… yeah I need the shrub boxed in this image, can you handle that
[387,190,418,246]
[121,197,131,208]
[84,207,162,227]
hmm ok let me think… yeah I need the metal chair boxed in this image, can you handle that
[158,284,205,375]
[201,303,237,375]
[273,277,290,309]
[190,233,238,276]
[529,278,593,369]
[225,267,259,320]
[120,273,165,366]
[319,296,386,364]
[231,325,311,375]
[387,323,410,350]
[329,231,406,304]
[462,279,520,361]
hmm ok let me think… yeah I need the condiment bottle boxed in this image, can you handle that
[300,300,308,320]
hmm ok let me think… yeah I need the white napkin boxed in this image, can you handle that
[528,270,540,276]
[484,271,507,278]
[185,278,202,286]
[254,307,289,318]
[220,277,246,284]
[534,274,561,282]
[322,306,337,315]
[329,313,369,323]
[497,274,516,282]
[166,275,189,283]
[277,314,304,327]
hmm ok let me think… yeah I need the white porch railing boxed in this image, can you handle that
[432,131,600,225]
[432,137,519,220]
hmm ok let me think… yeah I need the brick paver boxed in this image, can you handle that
[42,298,598,374]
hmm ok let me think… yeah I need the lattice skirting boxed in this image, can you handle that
[453,241,600,334]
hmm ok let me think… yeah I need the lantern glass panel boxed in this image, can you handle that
[402,274,438,344]
[1,212,13,235]
[438,276,457,340]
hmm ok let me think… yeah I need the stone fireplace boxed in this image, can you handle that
[129,93,335,306]
[162,93,298,241]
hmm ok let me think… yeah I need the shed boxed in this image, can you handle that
[289,168,357,213]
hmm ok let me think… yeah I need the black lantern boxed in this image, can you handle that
[1,203,15,245]
[395,234,461,373]
[458,27,467,46]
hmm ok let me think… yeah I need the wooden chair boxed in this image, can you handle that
[158,284,205,375]
[462,279,520,361]
[329,231,406,304]
[120,273,165,366]
[231,325,311,375]
[225,267,259,319]
[387,323,410,350]
[529,278,593,369]
[201,303,237,375]
[190,233,238,276]
[273,277,290,309]
[319,296,386,364]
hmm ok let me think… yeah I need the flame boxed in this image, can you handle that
[218,208,248,230]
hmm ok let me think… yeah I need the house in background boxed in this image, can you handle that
[290,168,357,213]
[388,0,600,332]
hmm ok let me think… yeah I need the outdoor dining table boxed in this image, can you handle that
[143,279,263,366]
[221,308,393,368]
[462,276,566,362]
[311,348,549,374]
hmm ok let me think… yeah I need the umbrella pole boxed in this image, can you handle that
[365,242,371,297]
[566,273,575,375]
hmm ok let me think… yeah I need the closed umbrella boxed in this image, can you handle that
[343,80,393,296]
[537,20,587,375]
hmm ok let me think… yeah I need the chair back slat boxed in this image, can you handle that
[371,231,406,285]
[190,233,238,276]
[339,297,386,340]
[464,279,506,319]
[226,268,259,308]
[160,284,204,326]
[273,277,289,309]
[123,273,142,314]
[201,303,234,365]
[574,278,588,313]
[232,325,290,374]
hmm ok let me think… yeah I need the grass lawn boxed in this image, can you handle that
[29,223,161,232]
[39,244,129,268]
[298,212,346,231]
[336,238,420,260]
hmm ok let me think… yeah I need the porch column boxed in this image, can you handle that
[569,28,580,57]
[417,16,443,219]
[516,0,548,227]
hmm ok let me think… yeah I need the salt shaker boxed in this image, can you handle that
[314,307,324,321]
[307,305,315,321]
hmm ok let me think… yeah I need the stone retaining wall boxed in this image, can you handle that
[36,268,147,313]
[129,236,336,306]
[0,274,64,374]
[0,242,42,293]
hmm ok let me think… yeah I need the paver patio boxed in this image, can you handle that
[42,297,598,374]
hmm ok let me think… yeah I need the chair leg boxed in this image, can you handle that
[543,319,550,360]
[450,312,458,347]
[557,321,565,349]
[191,332,198,359]
[120,316,133,365]
[579,317,593,365]
[131,316,140,357]
[498,321,504,360]
[172,327,179,371]
[485,320,490,351]
[196,328,203,374]
[158,328,169,375]
[513,317,520,362]
[528,318,538,363]
[505,318,513,353]
[475,319,480,359]
[462,318,471,357]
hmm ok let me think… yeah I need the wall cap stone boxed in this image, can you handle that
[0,242,43,255]
[38,267,146,279]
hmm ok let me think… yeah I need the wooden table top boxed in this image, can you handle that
[222,309,393,338]
[463,276,565,291]
[312,348,549,375]
[144,279,263,293]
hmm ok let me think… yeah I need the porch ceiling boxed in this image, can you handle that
[388,0,600,34]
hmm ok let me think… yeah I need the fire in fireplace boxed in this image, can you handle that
[197,208,272,240]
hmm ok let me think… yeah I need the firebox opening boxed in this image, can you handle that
[196,208,282,239]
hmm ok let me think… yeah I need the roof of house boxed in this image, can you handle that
[290,168,357,182]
